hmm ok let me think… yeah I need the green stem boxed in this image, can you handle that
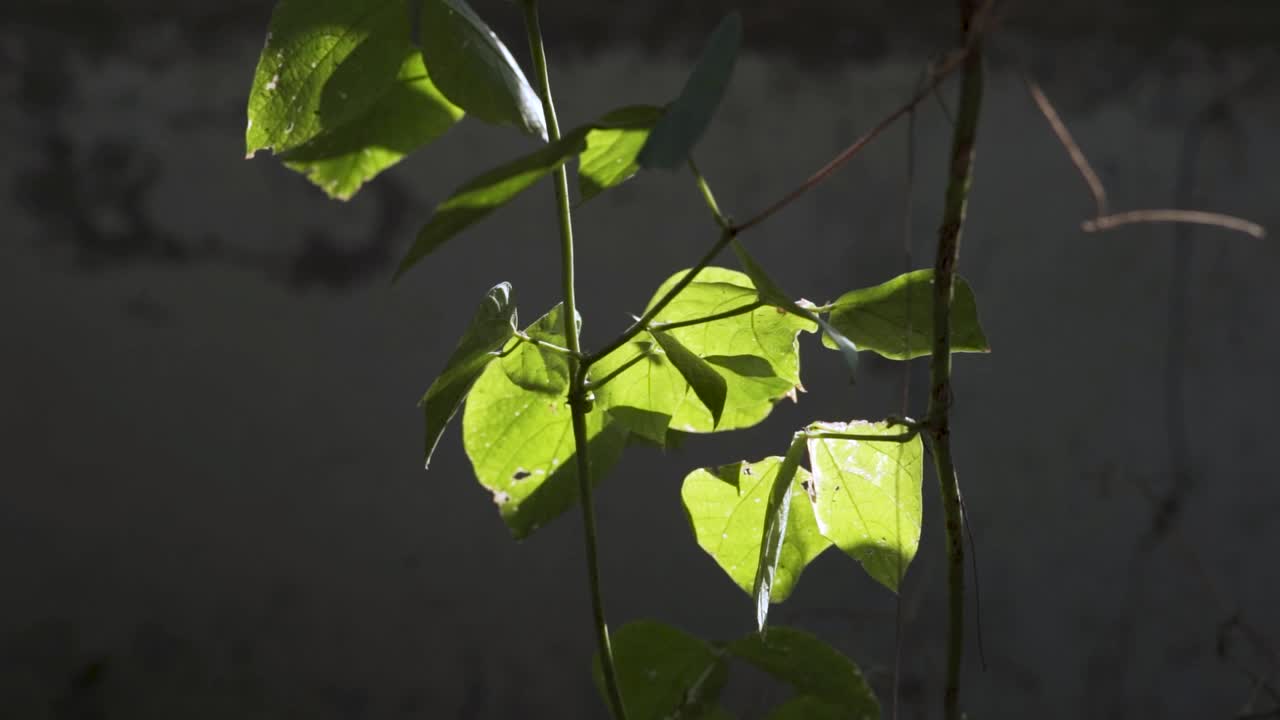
[927,4,985,720]
[584,228,735,368]
[805,429,918,443]
[585,348,652,393]
[515,332,579,358]
[688,157,731,230]
[520,3,627,718]
[649,301,763,332]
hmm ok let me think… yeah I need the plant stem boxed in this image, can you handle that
[927,4,984,720]
[688,157,731,229]
[649,301,763,332]
[520,3,627,718]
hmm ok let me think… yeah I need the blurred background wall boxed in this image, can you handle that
[3,1,1279,717]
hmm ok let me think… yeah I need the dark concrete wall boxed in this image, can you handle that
[3,3,1279,718]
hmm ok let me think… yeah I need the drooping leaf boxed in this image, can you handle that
[682,455,828,620]
[592,267,814,444]
[805,420,923,592]
[394,127,590,279]
[824,269,990,360]
[462,306,626,538]
[637,13,742,170]
[577,105,663,204]
[751,438,809,632]
[652,330,727,427]
[420,0,547,139]
[246,0,410,158]
[419,282,516,468]
[594,621,728,720]
[729,627,879,719]
[281,49,463,199]
[732,240,861,378]
[501,304,579,394]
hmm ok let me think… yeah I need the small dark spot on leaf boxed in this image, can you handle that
[742,466,753,475]
[512,470,532,481]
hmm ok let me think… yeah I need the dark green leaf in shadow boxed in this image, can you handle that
[805,420,923,593]
[637,13,742,170]
[394,127,590,280]
[652,330,728,427]
[729,627,879,719]
[246,0,410,157]
[281,49,463,199]
[593,621,728,720]
[419,282,516,468]
[578,105,664,204]
[824,269,991,360]
[682,456,828,625]
[420,0,547,139]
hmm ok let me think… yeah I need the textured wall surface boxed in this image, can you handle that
[3,2,1279,718]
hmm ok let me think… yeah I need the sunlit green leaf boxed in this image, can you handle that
[419,282,516,468]
[281,49,463,199]
[394,127,590,280]
[594,621,728,720]
[729,627,879,720]
[578,105,663,204]
[682,456,828,616]
[637,13,742,170]
[805,420,923,592]
[592,268,814,444]
[420,0,547,139]
[751,439,810,631]
[652,330,727,427]
[501,304,578,394]
[824,269,990,360]
[732,240,860,378]
[246,0,409,158]
[462,306,625,538]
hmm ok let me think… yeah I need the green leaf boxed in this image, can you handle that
[637,13,742,170]
[246,0,410,158]
[681,455,829,621]
[592,268,815,445]
[394,127,589,280]
[501,304,578,394]
[462,306,626,538]
[824,269,991,360]
[651,330,727,428]
[595,621,728,720]
[578,105,663,204]
[731,240,861,379]
[281,49,463,199]
[805,421,923,592]
[729,627,879,719]
[419,282,516,468]
[765,696,853,720]
[751,439,810,632]
[420,0,547,140]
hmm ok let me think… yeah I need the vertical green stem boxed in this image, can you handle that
[519,3,628,719]
[927,3,984,720]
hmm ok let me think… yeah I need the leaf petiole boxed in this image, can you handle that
[648,300,763,332]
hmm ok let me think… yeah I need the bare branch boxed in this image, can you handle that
[1023,75,1109,216]
[1083,210,1266,239]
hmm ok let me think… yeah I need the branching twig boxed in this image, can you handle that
[1023,76,1267,240]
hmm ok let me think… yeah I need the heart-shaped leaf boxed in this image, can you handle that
[729,627,879,719]
[805,420,924,592]
[595,621,728,720]
[824,269,990,360]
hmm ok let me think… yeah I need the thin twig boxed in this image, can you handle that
[730,48,971,235]
[1023,75,1108,216]
[1083,210,1266,239]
